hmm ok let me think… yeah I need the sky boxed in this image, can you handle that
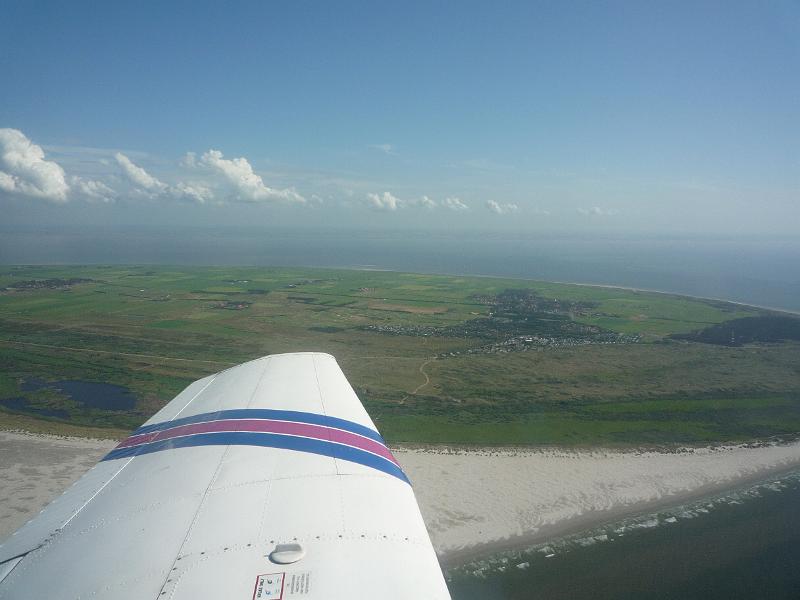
[1,0,799,236]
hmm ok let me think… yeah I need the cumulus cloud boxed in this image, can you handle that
[114,152,222,204]
[71,176,116,203]
[199,149,305,203]
[113,149,302,205]
[367,191,401,211]
[577,206,618,216]
[114,152,167,193]
[486,200,519,215]
[0,129,318,208]
[418,195,437,209]
[443,196,470,211]
[0,128,70,202]
[172,181,213,204]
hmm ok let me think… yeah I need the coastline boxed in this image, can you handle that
[336,263,800,316]
[436,459,800,568]
[394,442,800,564]
[549,279,800,317]
[4,430,800,570]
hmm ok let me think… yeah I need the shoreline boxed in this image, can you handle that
[4,430,800,569]
[436,458,800,568]
[333,263,800,316]
[335,263,800,316]
[395,441,800,565]
[550,279,800,317]
[332,265,800,316]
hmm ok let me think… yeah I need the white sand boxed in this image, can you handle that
[395,442,800,561]
[3,431,800,563]
[0,431,115,541]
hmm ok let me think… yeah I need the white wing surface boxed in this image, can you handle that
[0,352,451,599]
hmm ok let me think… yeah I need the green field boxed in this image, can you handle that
[1,265,798,446]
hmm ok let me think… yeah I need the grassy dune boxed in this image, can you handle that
[0,265,798,445]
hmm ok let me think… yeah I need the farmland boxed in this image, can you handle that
[0,265,798,446]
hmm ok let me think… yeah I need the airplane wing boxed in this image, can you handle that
[0,353,451,599]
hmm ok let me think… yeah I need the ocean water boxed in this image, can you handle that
[446,472,800,600]
[1,228,799,311]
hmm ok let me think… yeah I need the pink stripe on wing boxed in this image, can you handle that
[115,418,399,466]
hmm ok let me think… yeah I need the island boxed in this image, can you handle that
[1,265,799,561]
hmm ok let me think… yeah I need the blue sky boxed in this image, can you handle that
[1,0,798,234]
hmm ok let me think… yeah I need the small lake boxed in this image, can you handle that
[19,378,137,411]
[0,397,70,419]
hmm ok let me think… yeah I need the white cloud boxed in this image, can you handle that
[0,130,319,208]
[486,200,519,215]
[71,176,116,203]
[114,152,167,193]
[199,149,305,203]
[577,206,618,216]
[0,128,70,203]
[443,196,470,211]
[418,195,437,209]
[114,148,304,205]
[172,181,213,204]
[367,191,401,211]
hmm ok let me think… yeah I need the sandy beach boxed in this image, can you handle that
[396,443,800,562]
[2,431,800,564]
[0,431,116,541]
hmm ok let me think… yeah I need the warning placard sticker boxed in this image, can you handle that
[252,573,284,599]
[252,572,312,599]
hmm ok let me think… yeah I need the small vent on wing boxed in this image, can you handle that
[269,543,306,564]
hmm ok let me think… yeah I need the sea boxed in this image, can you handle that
[2,226,800,597]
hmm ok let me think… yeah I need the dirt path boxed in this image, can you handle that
[410,358,435,395]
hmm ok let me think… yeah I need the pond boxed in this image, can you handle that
[19,378,137,411]
[0,397,70,419]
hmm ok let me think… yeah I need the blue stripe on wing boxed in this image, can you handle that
[102,430,409,483]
